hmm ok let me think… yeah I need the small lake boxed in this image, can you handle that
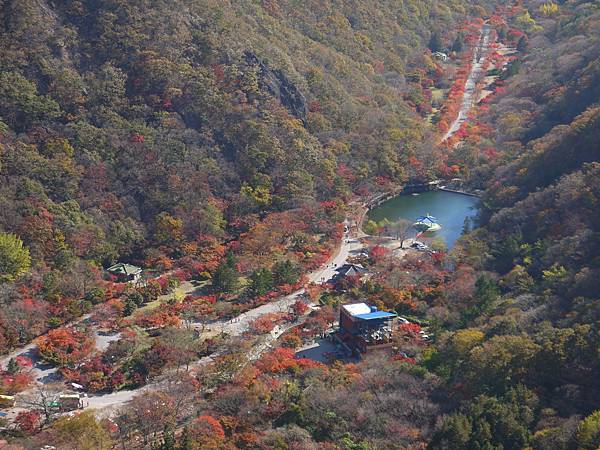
[367,190,479,248]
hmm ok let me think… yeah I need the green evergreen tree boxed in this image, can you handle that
[156,426,176,450]
[452,33,464,52]
[475,275,500,312]
[492,234,522,273]
[576,411,600,449]
[429,413,472,449]
[462,216,472,235]
[248,267,274,297]
[0,232,31,283]
[212,256,239,294]
[272,260,300,285]
[123,297,138,316]
[362,220,379,235]
[6,358,19,375]
[517,35,528,52]
[498,27,508,42]
[428,31,443,53]
[225,250,236,268]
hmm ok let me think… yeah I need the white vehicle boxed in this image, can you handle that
[410,241,428,250]
[397,317,410,324]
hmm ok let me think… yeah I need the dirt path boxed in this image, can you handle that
[440,24,492,143]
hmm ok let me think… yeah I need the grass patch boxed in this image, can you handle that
[431,88,447,103]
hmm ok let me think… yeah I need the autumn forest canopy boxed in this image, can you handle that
[0,0,599,449]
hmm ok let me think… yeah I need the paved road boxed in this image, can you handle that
[85,226,365,412]
[0,314,98,384]
[2,220,365,414]
[440,24,492,142]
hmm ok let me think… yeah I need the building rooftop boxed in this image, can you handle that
[342,303,397,321]
[354,311,397,320]
[342,303,371,316]
[336,264,367,277]
[107,263,142,276]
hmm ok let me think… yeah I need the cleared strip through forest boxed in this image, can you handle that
[440,24,492,143]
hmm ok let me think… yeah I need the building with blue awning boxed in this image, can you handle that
[338,302,397,354]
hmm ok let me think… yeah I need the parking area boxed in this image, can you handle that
[295,337,357,363]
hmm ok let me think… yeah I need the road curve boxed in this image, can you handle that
[85,227,365,413]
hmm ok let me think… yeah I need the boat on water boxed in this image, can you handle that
[413,215,442,232]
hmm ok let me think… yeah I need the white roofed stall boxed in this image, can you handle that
[342,303,372,316]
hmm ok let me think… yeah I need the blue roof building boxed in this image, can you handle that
[339,303,397,354]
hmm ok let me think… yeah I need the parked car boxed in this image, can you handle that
[410,241,428,250]
[397,317,410,324]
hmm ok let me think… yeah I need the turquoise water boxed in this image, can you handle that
[367,191,479,248]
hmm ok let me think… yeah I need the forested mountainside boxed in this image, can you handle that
[0,0,490,348]
[1,0,600,449]
[428,1,600,448]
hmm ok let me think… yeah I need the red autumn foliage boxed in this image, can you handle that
[248,312,289,335]
[153,275,171,293]
[337,163,357,183]
[290,299,308,317]
[189,415,226,443]
[15,410,40,434]
[0,372,34,394]
[133,304,182,329]
[36,327,94,367]
[319,200,338,210]
[255,348,297,373]
[370,245,390,262]
[280,331,303,349]
[393,353,417,364]
[61,356,125,393]
[211,64,226,83]
[308,100,322,112]
[15,356,33,368]
[336,273,362,290]
[255,348,322,374]
[184,294,216,305]
[399,323,423,344]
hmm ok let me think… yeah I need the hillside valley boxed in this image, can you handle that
[0,0,599,449]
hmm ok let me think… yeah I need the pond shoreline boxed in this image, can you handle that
[438,186,480,197]
[366,189,480,248]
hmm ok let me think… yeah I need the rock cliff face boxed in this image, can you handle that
[245,52,308,122]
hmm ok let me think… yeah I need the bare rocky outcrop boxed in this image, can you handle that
[244,51,308,122]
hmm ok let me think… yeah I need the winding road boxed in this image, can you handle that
[84,230,365,413]
[1,219,366,415]
[0,24,497,424]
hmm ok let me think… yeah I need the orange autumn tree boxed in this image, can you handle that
[188,415,226,449]
[248,312,288,335]
[37,327,94,367]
